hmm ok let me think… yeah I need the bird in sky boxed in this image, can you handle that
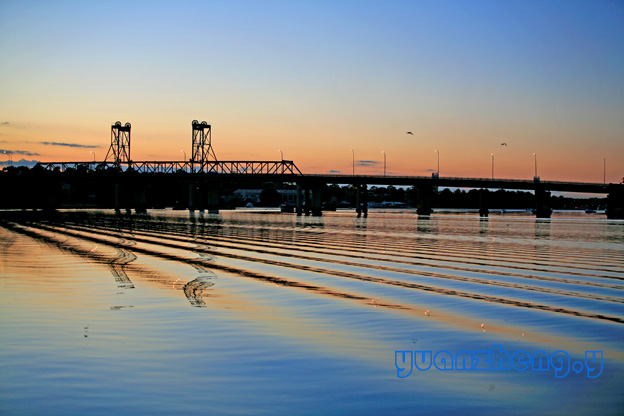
[406,132,413,135]
[501,143,507,146]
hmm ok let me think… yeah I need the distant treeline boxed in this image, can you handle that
[0,165,607,210]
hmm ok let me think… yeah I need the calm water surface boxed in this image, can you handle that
[1,209,623,415]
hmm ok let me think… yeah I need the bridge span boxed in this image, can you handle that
[295,173,621,218]
[2,119,622,218]
[7,164,622,219]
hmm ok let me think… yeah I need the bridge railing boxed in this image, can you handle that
[303,173,612,193]
[29,162,615,193]
[309,173,609,187]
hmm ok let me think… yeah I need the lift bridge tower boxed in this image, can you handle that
[191,120,217,172]
[104,121,131,166]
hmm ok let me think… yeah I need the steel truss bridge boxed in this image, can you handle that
[37,120,302,176]
[37,160,302,175]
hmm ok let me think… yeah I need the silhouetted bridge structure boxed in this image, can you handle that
[3,120,622,219]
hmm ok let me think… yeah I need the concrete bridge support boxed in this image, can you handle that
[303,188,311,215]
[311,187,322,216]
[114,182,121,213]
[190,183,220,213]
[606,184,624,219]
[535,188,552,218]
[416,186,433,216]
[114,182,132,214]
[296,183,303,216]
[479,189,489,217]
[41,177,58,212]
[205,187,220,213]
[356,184,368,217]
[134,186,148,214]
[188,182,197,212]
[114,179,147,214]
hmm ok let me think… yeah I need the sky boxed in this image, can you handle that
[1,0,623,183]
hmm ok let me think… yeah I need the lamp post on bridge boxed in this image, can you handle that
[381,150,386,176]
[350,148,354,176]
[2,151,11,167]
[533,152,539,181]
[278,149,284,174]
[181,149,187,172]
[604,158,606,184]
[491,153,494,180]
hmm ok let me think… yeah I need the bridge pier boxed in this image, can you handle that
[416,186,433,216]
[479,189,489,217]
[114,181,133,214]
[191,182,220,213]
[356,184,368,217]
[205,187,220,213]
[310,187,322,216]
[296,183,303,216]
[41,177,58,212]
[134,186,148,214]
[535,188,552,218]
[114,182,121,213]
[607,184,624,219]
[303,188,311,215]
[188,182,196,211]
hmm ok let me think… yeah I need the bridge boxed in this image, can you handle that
[1,120,621,219]
[291,173,618,218]
[37,160,302,175]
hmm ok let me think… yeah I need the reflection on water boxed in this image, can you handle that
[183,275,215,307]
[108,247,136,289]
[1,209,623,415]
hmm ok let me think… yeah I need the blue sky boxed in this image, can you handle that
[1,0,623,181]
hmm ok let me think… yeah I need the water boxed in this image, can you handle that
[1,209,623,415]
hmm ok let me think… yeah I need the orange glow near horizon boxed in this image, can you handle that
[1,118,622,184]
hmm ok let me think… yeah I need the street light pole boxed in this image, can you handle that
[278,150,284,174]
[180,149,187,172]
[491,153,494,179]
[435,150,439,176]
[533,152,538,178]
[350,148,354,176]
[604,158,606,184]
[382,151,386,176]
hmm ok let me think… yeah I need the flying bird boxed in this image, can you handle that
[501,143,507,146]
[406,132,413,135]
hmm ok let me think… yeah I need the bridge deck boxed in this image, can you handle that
[35,161,615,194]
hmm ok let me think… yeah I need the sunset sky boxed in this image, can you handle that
[1,0,622,182]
